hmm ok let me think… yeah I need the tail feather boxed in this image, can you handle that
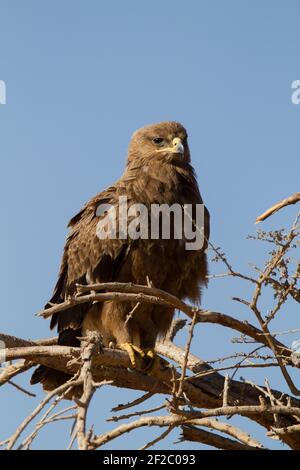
[30,365,70,389]
[30,327,81,395]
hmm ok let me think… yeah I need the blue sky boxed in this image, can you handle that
[0,0,299,450]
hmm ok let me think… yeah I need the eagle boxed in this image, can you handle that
[31,121,210,390]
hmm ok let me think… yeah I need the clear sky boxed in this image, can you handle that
[0,0,299,450]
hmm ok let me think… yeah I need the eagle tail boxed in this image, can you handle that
[30,365,70,389]
[30,327,82,396]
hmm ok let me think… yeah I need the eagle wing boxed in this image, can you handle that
[48,181,131,337]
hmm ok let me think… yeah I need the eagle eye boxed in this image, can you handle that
[152,137,164,145]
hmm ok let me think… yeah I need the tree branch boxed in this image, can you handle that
[256,192,300,223]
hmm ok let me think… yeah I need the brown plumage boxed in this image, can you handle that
[31,121,210,390]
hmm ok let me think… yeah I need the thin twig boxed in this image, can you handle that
[140,426,174,450]
[256,193,300,223]
[223,375,230,407]
[108,404,166,423]
[176,312,197,399]
[6,375,82,450]
[8,380,36,397]
[111,392,155,413]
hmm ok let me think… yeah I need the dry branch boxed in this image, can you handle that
[2,332,300,449]
[256,192,300,223]
[181,425,259,450]
[33,283,293,359]
[90,411,271,449]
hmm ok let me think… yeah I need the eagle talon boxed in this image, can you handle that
[142,349,160,374]
[120,343,145,369]
[119,344,159,372]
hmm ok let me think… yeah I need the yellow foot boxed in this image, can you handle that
[119,344,160,373]
[143,349,160,374]
[120,343,146,369]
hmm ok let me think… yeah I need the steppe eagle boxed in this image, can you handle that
[31,121,210,390]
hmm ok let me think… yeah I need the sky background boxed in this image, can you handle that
[0,0,299,450]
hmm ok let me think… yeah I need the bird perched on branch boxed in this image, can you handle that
[31,121,210,390]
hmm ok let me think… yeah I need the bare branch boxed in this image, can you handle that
[180,426,260,450]
[75,332,103,450]
[6,375,82,450]
[111,392,155,413]
[256,192,300,223]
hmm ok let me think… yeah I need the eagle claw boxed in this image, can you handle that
[120,343,159,373]
[120,343,145,369]
[143,349,160,374]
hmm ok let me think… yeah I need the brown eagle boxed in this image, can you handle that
[31,121,210,390]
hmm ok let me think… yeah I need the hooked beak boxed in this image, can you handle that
[155,137,185,156]
[171,137,184,155]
